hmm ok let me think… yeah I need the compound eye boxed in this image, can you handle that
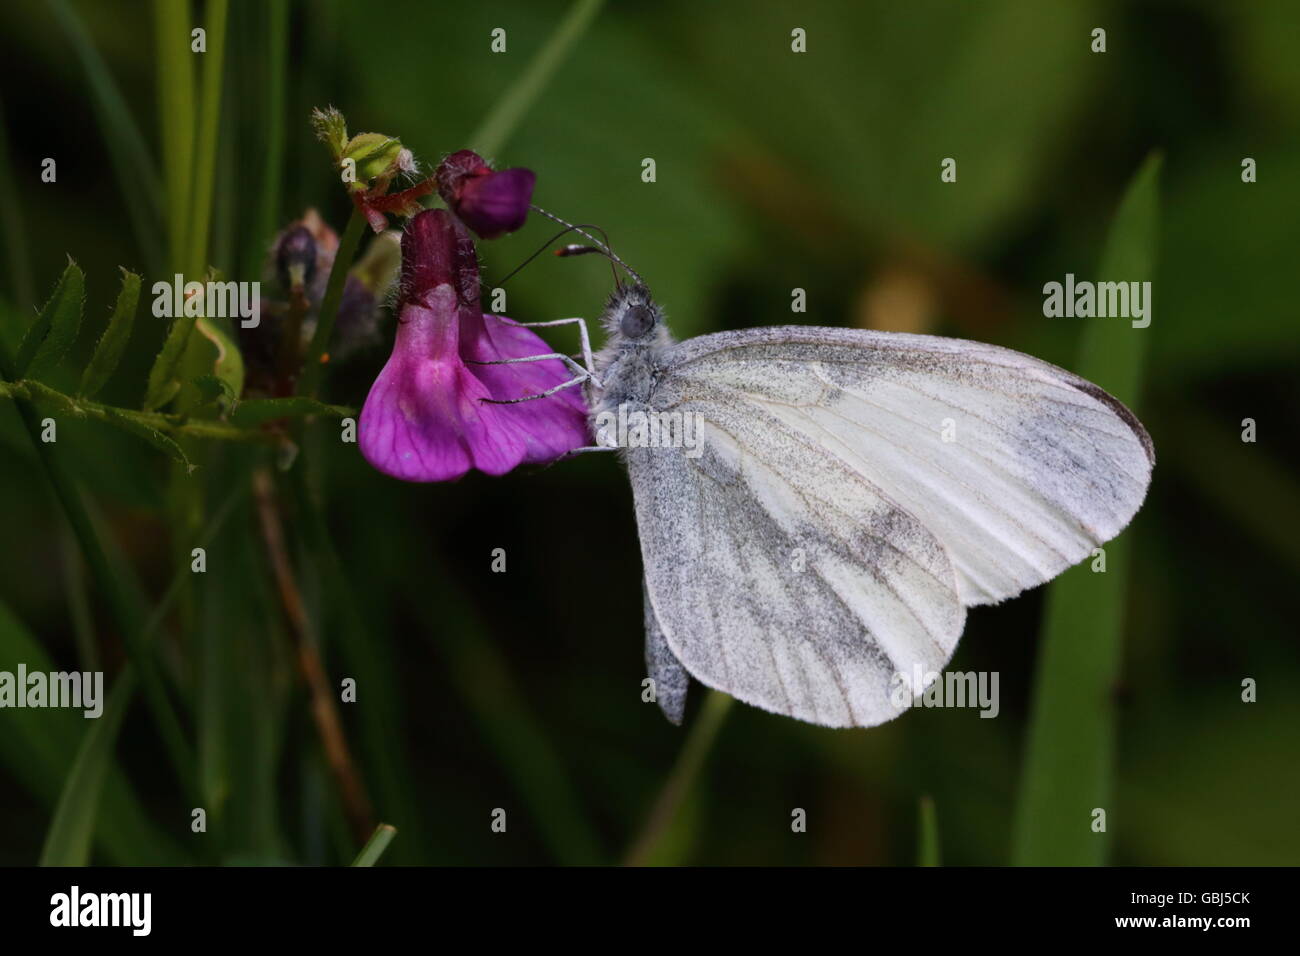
[619,304,654,338]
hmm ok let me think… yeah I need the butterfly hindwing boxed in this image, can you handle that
[627,391,965,728]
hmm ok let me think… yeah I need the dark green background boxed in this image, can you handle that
[1,0,1297,865]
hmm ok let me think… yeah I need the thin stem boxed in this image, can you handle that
[623,691,733,866]
[252,467,374,845]
[350,823,397,866]
[469,0,606,158]
[0,379,283,445]
[297,207,366,396]
[187,0,229,276]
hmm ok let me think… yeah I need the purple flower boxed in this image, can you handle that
[436,150,535,239]
[358,208,589,482]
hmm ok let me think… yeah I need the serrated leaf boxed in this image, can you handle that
[230,397,352,427]
[100,406,193,471]
[143,314,196,411]
[78,268,141,398]
[16,258,85,379]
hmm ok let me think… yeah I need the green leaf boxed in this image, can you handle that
[16,258,85,379]
[143,312,196,411]
[39,676,134,866]
[230,396,353,427]
[1012,153,1161,866]
[78,268,141,398]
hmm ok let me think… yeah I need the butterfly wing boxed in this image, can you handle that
[656,327,1154,606]
[644,577,690,725]
[629,326,1153,726]
[627,393,965,728]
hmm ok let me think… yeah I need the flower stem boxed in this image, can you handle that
[298,206,366,397]
[252,467,374,845]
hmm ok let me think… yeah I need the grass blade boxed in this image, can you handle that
[1011,153,1162,866]
[351,824,398,866]
[187,0,229,276]
[917,795,941,866]
[469,0,606,158]
[624,690,733,866]
[38,675,134,866]
[245,0,289,279]
[154,0,195,274]
[0,600,187,866]
[79,268,141,398]
[48,0,164,274]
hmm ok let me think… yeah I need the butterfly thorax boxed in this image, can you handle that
[591,284,673,420]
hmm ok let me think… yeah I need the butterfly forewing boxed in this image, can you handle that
[655,327,1154,607]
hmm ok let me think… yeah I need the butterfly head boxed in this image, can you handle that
[603,283,663,342]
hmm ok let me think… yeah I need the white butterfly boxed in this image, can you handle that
[522,278,1153,728]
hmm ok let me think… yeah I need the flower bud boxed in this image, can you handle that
[436,149,535,239]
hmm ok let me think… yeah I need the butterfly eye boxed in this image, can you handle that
[620,304,654,338]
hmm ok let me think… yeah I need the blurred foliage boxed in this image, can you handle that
[0,0,1297,865]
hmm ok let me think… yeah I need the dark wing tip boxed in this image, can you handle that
[1068,379,1156,466]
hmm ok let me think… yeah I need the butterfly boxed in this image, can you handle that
[510,228,1153,729]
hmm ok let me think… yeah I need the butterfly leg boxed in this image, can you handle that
[510,317,598,385]
[469,352,593,404]
[471,314,604,404]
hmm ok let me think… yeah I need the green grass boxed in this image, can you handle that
[1011,153,1162,866]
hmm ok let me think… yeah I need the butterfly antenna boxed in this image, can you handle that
[530,205,644,287]
[493,222,617,289]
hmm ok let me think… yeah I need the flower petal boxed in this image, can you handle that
[463,314,590,463]
[454,168,536,239]
[359,288,528,481]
